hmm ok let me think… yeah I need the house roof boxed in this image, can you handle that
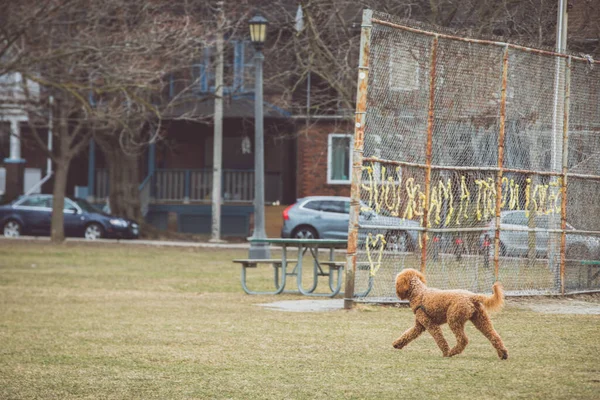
[162,93,291,120]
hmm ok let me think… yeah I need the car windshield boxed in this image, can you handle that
[74,199,102,213]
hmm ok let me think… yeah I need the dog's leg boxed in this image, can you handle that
[425,325,450,357]
[447,317,469,357]
[415,313,450,357]
[471,309,508,360]
[393,321,425,349]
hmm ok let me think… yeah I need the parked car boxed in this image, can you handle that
[480,210,600,259]
[281,196,420,251]
[0,194,139,240]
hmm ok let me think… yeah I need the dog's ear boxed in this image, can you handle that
[395,271,410,299]
[396,269,426,299]
[414,269,427,284]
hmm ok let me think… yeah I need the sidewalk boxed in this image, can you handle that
[2,236,347,253]
[2,236,251,249]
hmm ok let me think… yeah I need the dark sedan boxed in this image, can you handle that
[0,194,139,239]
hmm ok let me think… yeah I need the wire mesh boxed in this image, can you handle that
[348,10,600,303]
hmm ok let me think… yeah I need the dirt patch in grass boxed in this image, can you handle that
[259,294,600,315]
[508,293,600,314]
[257,299,345,312]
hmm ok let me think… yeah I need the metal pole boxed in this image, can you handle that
[550,0,568,284]
[560,56,571,295]
[87,139,95,200]
[47,96,53,175]
[344,9,371,310]
[420,35,439,274]
[555,0,568,53]
[248,46,270,259]
[494,45,510,281]
[210,12,225,243]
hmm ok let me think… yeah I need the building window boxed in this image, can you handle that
[327,134,352,184]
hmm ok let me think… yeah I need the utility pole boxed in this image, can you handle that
[210,2,225,243]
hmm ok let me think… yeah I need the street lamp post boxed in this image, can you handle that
[248,13,270,259]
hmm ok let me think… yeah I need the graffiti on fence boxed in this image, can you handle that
[365,233,386,277]
[360,162,563,226]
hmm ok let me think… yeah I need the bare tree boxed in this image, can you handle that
[4,0,212,241]
[90,1,256,224]
[264,0,595,118]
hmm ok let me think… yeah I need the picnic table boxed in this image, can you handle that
[233,238,348,297]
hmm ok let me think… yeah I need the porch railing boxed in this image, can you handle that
[95,168,282,203]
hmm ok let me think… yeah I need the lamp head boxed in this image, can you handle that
[249,13,268,49]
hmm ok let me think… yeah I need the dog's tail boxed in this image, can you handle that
[476,282,504,312]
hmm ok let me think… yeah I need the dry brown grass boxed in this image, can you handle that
[0,240,598,399]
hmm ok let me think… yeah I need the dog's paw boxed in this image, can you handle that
[392,341,405,349]
[499,349,508,360]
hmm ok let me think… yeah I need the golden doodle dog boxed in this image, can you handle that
[393,268,508,359]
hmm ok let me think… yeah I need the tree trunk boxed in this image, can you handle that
[50,158,71,243]
[106,149,142,223]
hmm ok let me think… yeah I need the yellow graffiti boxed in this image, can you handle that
[361,165,375,212]
[429,179,453,226]
[403,178,422,220]
[548,178,562,214]
[525,178,532,216]
[532,183,548,214]
[443,179,454,225]
[382,166,403,216]
[508,179,520,210]
[500,177,508,208]
[474,177,496,221]
[365,233,386,277]
[456,176,470,225]
[360,162,563,225]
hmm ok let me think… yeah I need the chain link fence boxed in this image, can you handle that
[345,10,600,305]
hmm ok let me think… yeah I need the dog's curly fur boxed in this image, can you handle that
[393,268,508,359]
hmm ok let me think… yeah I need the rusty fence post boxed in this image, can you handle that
[344,9,372,310]
[494,45,510,281]
[560,56,571,295]
[420,35,439,274]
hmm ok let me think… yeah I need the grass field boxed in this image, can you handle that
[0,240,599,399]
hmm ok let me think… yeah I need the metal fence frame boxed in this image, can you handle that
[344,10,600,308]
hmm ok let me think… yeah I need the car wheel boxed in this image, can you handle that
[385,231,411,252]
[3,220,22,238]
[84,223,104,240]
[292,226,318,240]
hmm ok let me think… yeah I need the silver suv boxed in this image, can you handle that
[281,196,420,251]
[481,210,600,259]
